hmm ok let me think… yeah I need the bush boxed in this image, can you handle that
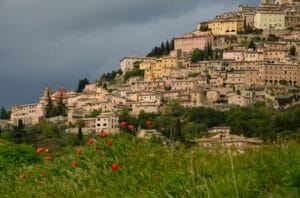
[0,143,42,171]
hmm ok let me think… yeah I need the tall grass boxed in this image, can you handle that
[0,134,299,197]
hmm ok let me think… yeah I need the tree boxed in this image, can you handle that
[57,95,67,116]
[267,34,279,42]
[12,119,24,144]
[290,45,296,56]
[76,78,89,92]
[248,40,256,50]
[0,107,10,119]
[161,100,185,117]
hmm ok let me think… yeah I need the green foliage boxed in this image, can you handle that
[98,69,122,86]
[45,95,67,118]
[161,100,184,117]
[0,143,42,171]
[190,43,216,63]
[76,78,89,92]
[267,34,280,42]
[0,135,299,197]
[124,67,144,81]
[147,39,174,57]
[85,109,102,118]
[0,106,10,119]
[199,24,209,31]
[248,40,256,50]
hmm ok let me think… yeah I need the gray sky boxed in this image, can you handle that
[0,0,259,109]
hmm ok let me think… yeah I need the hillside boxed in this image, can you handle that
[0,134,299,197]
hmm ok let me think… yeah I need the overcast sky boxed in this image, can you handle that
[0,0,259,109]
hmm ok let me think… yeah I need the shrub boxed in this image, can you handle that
[0,143,42,171]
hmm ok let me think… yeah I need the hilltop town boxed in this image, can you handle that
[9,0,300,135]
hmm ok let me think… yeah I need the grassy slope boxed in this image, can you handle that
[1,134,300,197]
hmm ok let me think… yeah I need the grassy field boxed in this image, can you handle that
[0,134,299,197]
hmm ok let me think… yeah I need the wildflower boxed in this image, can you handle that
[40,172,46,177]
[128,124,134,130]
[95,146,101,150]
[21,173,27,179]
[146,120,152,126]
[44,156,51,161]
[71,161,78,166]
[76,148,82,155]
[111,163,119,171]
[106,141,113,146]
[88,138,94,144]
[36,147,43,153]
[45,148,50,153]
[38,181,43,186]
[99,152,105,157]
[101,131,107,137]
[120,121,126,127]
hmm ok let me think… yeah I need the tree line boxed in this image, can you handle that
[118,101,300,143]
[147,39,174,57]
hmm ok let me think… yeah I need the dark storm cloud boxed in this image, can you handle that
[0,0,260,109]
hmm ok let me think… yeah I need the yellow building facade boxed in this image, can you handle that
[207,20,243,35]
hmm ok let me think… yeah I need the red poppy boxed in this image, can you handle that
[45,148,50,153]
[88,138,94,144]
[21,173,27,179]
[101,131,107,137]
[36,147,43,153]
[38,181,43,186]
[111,163,119,171]
[146,120,152,126]
[106,141,113,146]
[128,124,134,130]
[44,156,51,161]
[40,172,46,177]
[99,152,105,157]
[71,161,78,166]
[120,121,126,127]
[95,146,101,150]
[76,148,82,155]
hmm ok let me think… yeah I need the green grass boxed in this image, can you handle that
[0,134,300,197]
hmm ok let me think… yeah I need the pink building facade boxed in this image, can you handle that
[174,31,214,53]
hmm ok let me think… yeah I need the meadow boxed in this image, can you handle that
[0,133,299,198]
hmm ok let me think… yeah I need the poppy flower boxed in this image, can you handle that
[44,156,51,161]
[21,173,27,179]
[128,124,134,130]
[88,138,94,144]
[38,181,43,186]
[146,120,152,126]
[45,148,50,153]
[120,121,126,127]
[101,131,107,137]
[99,152,105,157]
[95,146,101,150]
[111,163,119,171]
[40,172,46,177]
[71,161,78,166]
[76,148,82,155]
[106,141,113,146]
[36,147,43,153]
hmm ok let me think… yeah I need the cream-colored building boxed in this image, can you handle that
[120,56,155,74]
[207,90,220,103]
[10,87,52,126]
[207,19,244,35]
[95,112,119,134]
[263,61,300,85]
[254,10,285,30]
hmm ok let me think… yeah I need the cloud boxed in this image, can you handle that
[0,0,260,108]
